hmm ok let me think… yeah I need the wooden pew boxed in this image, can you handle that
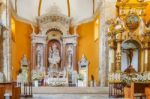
[0,86,5,99]
[12,87,21,99]
[124,82,149,99]
[0,82,21,99]
[145,87,150,99]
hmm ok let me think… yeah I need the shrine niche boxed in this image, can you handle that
[20,54,29,82]
[31,4,78,86]
[107,0,150,73]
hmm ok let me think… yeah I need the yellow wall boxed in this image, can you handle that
[77,15,100,85]
[144,2,150,23]
[11,14,100,84]
[11,17,32,80]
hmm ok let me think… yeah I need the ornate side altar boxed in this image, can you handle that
[107,0,150,73]
[31,5,78,86]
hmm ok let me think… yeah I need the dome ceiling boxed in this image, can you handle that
[10,0,101,24]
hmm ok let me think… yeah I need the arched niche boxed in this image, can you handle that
[47,39,61,69]
[121,39,142,72]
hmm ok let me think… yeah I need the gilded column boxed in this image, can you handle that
[139,49,144,72]
[144,43,148,72]
[109,48,115,72]
[116,41,121,71]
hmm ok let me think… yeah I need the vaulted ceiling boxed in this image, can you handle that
[10,0,101,24]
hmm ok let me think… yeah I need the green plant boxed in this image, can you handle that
[77,73,83,81]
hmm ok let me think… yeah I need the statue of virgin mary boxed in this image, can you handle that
[48,44,60,70]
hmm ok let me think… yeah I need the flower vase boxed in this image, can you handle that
[78,80,84,87]
[34,80,39,87]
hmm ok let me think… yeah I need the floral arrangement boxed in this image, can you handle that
[32,70,44,81]
[108,72,148,86]
[121,73,147,86]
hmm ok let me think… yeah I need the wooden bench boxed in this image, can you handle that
[12,87,21,99]
[0,82,21,99]
[124,82,149,99]
[0,86,5,99]
[145,87,150,99]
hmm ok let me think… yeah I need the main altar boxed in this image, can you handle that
[30,5,79,86]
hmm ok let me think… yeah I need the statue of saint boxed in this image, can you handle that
[36,45,44,70]
[0,72,4,83]
[21,54,28,66]
[48,43,60,70]
[67,46,73,69]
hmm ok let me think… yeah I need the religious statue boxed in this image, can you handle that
[20,54,28,82]
[48,43,60,70]
[67,46,73,70]
[127,48,134,66]
[123,48,134,66]
[36,45,44,71]
[0,72,4,83]
[21,54,28,66]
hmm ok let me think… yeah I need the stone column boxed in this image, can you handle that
[0,28,3,71]
[3,30,11,82]
[31,43,36,70]
[61,44,66,68]
[2,0,11,82]
[99,0,116,87]
[73,44,77,71]
[43,44,47,73]
[44,44,48,73]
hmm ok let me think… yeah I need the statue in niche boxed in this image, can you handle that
[0,71,4,83]
[48,43,60,70]
[36,45,44,71]
[20,54,28,82]
[21,54,28,66]
[78,55,88,67]
[123,48,137,73]
[126,48,134,66]
[67,46,73,70]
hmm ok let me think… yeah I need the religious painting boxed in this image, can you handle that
[126,13,139,30]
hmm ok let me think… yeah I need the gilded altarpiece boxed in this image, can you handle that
[107,0,150,73]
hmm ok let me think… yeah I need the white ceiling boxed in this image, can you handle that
[10,0,100,24]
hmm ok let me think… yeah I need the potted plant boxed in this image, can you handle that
[77,73,84,87]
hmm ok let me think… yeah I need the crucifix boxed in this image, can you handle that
[122,48,137,66]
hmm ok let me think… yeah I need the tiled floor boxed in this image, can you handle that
[21,94,123,99]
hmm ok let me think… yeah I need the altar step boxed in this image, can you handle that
[21,87,108,94]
